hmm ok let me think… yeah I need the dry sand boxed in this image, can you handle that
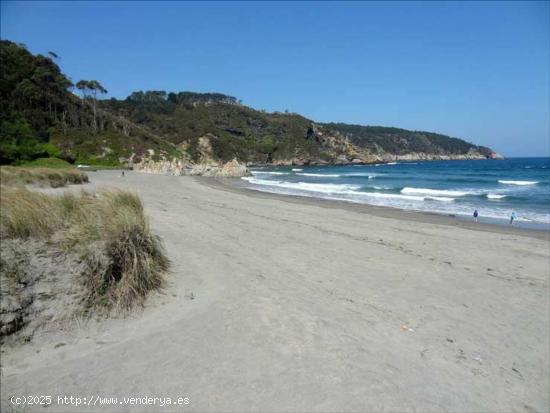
[1,170,549,412]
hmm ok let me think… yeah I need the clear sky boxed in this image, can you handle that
[1,1,549,157]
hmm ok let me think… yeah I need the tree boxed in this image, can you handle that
[76,79,107,132]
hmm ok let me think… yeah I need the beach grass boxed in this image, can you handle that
[0,187,168,311]
[0,166,89,188]
[18,157,74,169]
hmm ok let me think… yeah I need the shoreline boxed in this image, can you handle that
[201,177,550,241]
[2,170,549,412]
[245,156,505,168]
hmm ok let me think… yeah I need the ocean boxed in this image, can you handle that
[243,157,550,229]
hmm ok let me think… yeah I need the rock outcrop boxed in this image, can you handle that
[134,157,251,177]
[382,148,504,162]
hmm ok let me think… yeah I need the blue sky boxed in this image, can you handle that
[1,1,548,157]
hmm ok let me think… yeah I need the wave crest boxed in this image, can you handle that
[498,180,538,185]
[251,171,289,176]
[401,187,470,196]
[296,173,341,177]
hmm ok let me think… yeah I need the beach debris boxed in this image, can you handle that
[472,353,483,364]
[400,324,414,332]
[446,338,454,343]
[186,292,195,300]
[420,348,429,358]
[511,365,523,379]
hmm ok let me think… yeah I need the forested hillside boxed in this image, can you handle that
[325,123,495,157]
[0,40,501,167]
[0,40,180,165]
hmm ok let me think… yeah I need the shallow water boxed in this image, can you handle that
[244,157,550,229]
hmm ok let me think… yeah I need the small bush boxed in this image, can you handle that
[0,188,168,311]
[0,166,89,187]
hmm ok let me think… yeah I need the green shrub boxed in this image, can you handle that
[19,157,72,168]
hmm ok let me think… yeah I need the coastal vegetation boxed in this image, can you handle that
[0,40,182,167]
[0,40,499,169]
[0,165,88,187]
[324,123,491,156]
[1,188,167,308]
[0,166,168,341]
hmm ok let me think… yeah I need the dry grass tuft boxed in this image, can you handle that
[0,166,88,188]
[0,188,168,311]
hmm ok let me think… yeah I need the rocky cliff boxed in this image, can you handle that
[134,157,251,177]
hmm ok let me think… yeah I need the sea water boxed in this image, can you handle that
[243,157,550,229]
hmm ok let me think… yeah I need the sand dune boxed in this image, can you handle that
[1,170,549,412]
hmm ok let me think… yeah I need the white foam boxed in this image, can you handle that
[386,162,399,165]
[363,192,425,201]
[296,173,341,177]
[291,168,303,171]
[241,177,549,225]
[245,179,458,202]
[498,180,538,186]
[340,173,376,178]
[426,196,455,202]
[242,177,280,185]
[401,187,470,196]
[487,194,507,199]
[243,177,360,194]
[252,171,289,176]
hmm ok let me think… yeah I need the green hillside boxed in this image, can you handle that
[0,40,499,167]
[0,40,181,166]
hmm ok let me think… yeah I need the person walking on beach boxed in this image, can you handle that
[473,209,479,223]
[510,211,517,225]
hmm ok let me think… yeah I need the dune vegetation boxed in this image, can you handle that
[0,165,89,187]
[0,187,168,312]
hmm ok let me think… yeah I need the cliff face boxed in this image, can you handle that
[256,125,503,166]
[134,157,251,177]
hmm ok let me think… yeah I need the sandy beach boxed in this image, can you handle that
[1,170,549,412]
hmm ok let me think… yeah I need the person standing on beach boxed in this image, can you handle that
[473,209,479,223]
[510,211,517,225]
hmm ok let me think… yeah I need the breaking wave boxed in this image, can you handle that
[401,187,471,197]
[251,171,289,176]
[296,173,341,177]
[243,178,456,203]
[498,180,538,186]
